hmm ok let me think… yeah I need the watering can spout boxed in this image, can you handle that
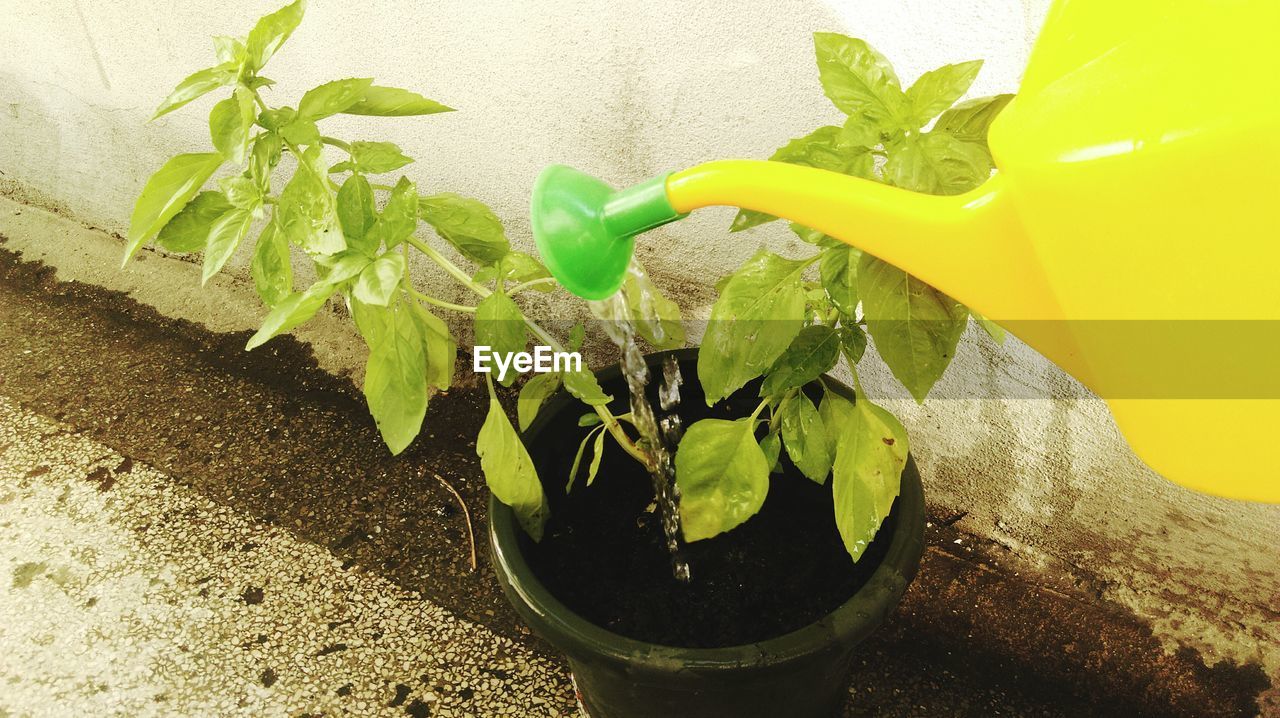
[532,160,1058,327]
[666,161,1057,323]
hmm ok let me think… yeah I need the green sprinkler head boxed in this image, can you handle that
[531,165,686,301]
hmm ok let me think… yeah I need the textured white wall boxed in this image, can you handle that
[2,0,1277,682]
[0,0,1044,288]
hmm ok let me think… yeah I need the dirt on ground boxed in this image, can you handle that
[0,239,1270,717]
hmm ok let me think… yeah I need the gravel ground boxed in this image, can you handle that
[0,397,577,717]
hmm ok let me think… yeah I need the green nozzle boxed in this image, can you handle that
[531,165,685,300]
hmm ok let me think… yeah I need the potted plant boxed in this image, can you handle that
[124,5,1006,715]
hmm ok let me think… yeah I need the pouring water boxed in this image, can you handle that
[589,262,691,582]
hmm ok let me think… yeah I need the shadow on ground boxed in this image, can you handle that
[0,241,1269,717]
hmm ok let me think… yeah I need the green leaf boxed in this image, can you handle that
[806,284,833,317]
[974,313,1006,344]
[245,0,306,72]
[760,430,782,474]
[567,424,604,493]
[585,428,606,486]
[250,132,283,185]
[257,107,295,131]
[790,222,840,248]
[368,177,419,250]
[831,395,907,562]
[776,125,875,170]
[212,36,247,66]
[345,141,413,174]
[698,250,810,404]
[578,412,602,427]
[473,252,551,289]
[884,132,992,196]
[478,377,549,540]
[760,324,841,396]
[859,254,968,402]
[904,60,983,127]
[934,94,1014,149]
[280,117,320,146]
[617,263,685,350]
[201,208,254,284]
[298,78,374,120]
[562,370,612,406]
[209,88,256,164]
[728,209,777,233]
[218,175,264,213]
[839,324,868,364]
[675,417,770,542]
[245,250,369,349]
[155,190,232,253]
[419,193,510,264]
[152,64,237,119]
[813,32,905,130]
[343,86,455,116]
[277,144,344,256]
[352,297,428,454]
[517,372,561,431]
[730,126,874,232]
[839,115,881,149]
[336,174,376,251]
[819,387,857,461]
[820,245,860,318]
[124,153,225,266]
[474,291,526,385]
[251,220,292,306]
[352,250,406,306]
[780,391,832,483]
[568,322,586,352]
[409,302,457,392]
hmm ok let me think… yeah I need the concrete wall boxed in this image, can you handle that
[1,0,1276,693]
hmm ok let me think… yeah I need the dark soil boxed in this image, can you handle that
[0,242,519,638]
[522,354,895,648]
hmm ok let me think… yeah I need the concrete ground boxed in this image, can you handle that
[0,201,1276,716]
[0,397,572,717]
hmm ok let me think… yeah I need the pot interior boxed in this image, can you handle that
[519,350,900,649]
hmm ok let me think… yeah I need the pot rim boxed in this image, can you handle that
[489,348,925,671]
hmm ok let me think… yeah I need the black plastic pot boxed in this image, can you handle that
[489,349,925,718]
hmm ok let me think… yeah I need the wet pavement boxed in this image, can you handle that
[0,240,1272,717]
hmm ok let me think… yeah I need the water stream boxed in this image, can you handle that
[589,263,691,582]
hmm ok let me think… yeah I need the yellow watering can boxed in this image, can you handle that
[530,0,1280,502]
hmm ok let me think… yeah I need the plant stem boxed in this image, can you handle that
[404,237,649,465]
[409,288,476,314]
[508,277,558,295]
[749,396,771,423]
[769,388,799,430]
[319,135,351,152]
[406,236,479,292]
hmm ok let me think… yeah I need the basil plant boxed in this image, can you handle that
[667,33,1010,560]
[125,0,1002,564]
[124,0,653,542]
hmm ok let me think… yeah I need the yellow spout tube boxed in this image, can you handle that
[665,161,1057,323]
[664,160,1092,392]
